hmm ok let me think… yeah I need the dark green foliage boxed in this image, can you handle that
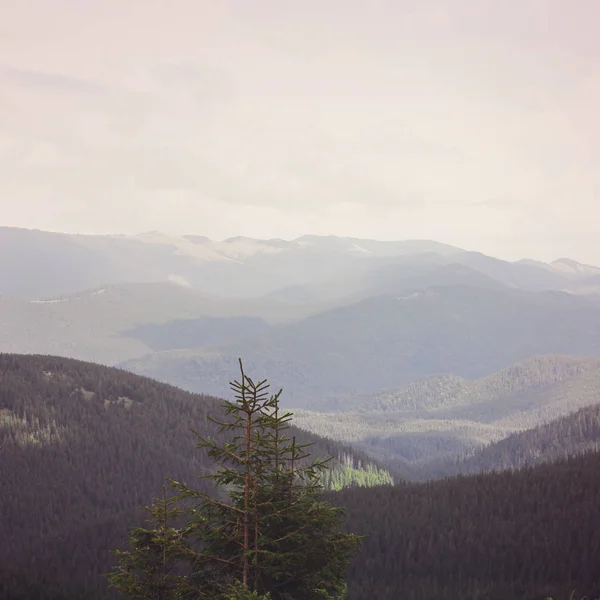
[108,488,192,600]
[440,402,600,477]
[338,451,600,600]
[109,361,361,599]
[4,353,600,599]
[0,354,379,600]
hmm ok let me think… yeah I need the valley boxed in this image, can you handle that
[3,228,600,599]
[4,229,600,477]
[5,5,600,596]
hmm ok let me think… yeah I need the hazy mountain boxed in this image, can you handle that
[324,354,600,416]
[551,257,600,276]
[0,227,464,300]
[121,287,600,408]
[0,227,287,299]
[0,354,394,599]
[451,251,588,291]
[122,316,271,352]
[0,282,325,365]
[266,251,600,307]
[274,355,600,473]
[4,226,600,304]
[265,260,508,306]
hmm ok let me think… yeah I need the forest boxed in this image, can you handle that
[1,353,600,599]
[0,354,391,600]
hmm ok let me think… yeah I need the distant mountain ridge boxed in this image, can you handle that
[0,281,327,364]
[4,225,600,479]
[121,288,600,407]
[2,226,599,301]
[0,226,464,299]
[322,354,600,414]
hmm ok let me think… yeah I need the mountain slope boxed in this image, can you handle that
[291,355,600,473]
[0,282,327,365]
[0,227,294,299]
[265,260,508,306]
[339,451,600,599]
[446,402,600,476]
[0,354,393,600]
[0,227,464,300]
[328,354,600,416]
[121,287,600,408]
[5,226,600,303]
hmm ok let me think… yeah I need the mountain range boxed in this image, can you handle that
[292,354,600,476]
[4,226,600,482]
[3,226,600,302]
[2,353,600,600]
[120,286,600,407]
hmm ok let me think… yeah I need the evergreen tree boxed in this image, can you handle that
[109,360,360,599]
[108,487,193,600]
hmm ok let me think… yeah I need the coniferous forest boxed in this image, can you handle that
[0,354,386,599]
[1,353,600,599]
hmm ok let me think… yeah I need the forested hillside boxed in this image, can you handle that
[293,355,600,476]
[0,354,391,600]
[2,353,600,599]
[441,401,600,477]
[340,452,600,600]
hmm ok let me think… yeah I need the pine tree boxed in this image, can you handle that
[108,487,193,600]
[108,360,361,599]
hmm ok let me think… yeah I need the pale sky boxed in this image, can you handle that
[1,0,600,263]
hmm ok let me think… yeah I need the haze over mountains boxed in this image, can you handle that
[292,355,600,476]
[4,226,600,599]
[3,226,600,301]
[4,225,600,476]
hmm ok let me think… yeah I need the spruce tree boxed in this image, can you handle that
[108,360,360,599]
[108,487,193,600]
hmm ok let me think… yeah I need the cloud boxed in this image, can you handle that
[0,64,108,96]
[1,0,600,264]
[152,61,236,106]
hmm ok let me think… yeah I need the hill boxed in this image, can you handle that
[3,357,600,600]
[0,354,393,600]
[121,288,600,408]
[0,282,324,365]
[442,401,600,477]
[265,259,508,306]
[339,451,600,600]
[291,355,600,474]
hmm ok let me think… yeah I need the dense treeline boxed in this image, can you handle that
[3,354,600,599]
[0,354,387,600]
[339,451,600,600]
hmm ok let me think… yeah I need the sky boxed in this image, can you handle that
[1,0,600,263]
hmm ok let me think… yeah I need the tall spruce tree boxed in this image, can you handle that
[108,360,360,599]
